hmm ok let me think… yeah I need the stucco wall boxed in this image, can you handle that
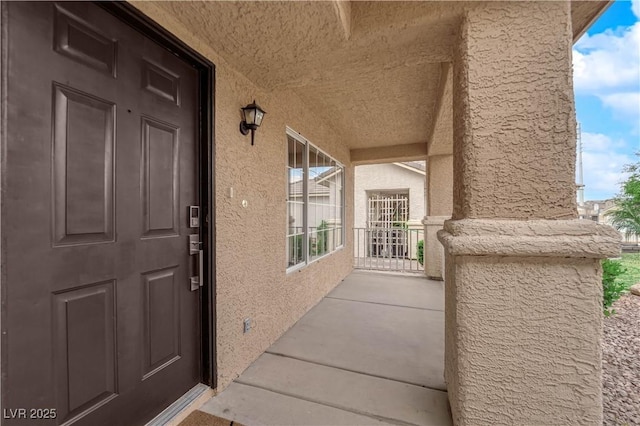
[452,2,577,220]
[427,155,452,217]
[446,254,604,425]
[441,2,617,424]
[423,216,447,280]
[131,2,354,391]
[439,219,620,425]
[354,163,425,229]
[424,155,452,280]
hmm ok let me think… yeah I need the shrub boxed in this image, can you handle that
[289,234,304,265]
[312,220,329,256]
[417,240,424,266]
[602,259,627,316]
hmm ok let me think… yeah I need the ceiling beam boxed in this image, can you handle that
[332,1,352,40]
[427,62,453,156]
[426,62,449,154]
[350,143,427,165]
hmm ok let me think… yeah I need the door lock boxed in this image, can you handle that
[188,206,200,228]
[189,234,203,291]
[189,234,202,255]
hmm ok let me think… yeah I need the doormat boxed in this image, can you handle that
[177,410,246,426]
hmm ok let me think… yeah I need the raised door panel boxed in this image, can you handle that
[142,59,180,105]
[142,267,181,379]
[52,281,117,423]
[52,83,115,246]
[54,4,117,77]
[141,117,180,238]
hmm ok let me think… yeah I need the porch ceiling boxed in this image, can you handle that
[150,1,609,158]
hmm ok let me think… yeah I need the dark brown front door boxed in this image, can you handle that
[2,2,203,425]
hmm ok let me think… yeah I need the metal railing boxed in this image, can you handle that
[354,227,424,273]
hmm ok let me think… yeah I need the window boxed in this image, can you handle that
[287,130,344,270]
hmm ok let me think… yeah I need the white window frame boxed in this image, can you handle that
[286,127,344,272]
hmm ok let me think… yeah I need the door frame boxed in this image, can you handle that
[0,1,218,392]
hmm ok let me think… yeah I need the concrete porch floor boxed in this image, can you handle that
[199,271,451,425]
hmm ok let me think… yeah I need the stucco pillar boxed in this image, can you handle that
[422,216,446,280]
[424,154,453,280]
[439,3,620,425]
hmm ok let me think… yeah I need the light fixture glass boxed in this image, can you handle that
[240,100,266,145]
[254,109,264,126]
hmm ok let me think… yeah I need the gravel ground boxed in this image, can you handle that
[603,293,640,426]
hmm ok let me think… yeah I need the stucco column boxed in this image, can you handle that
[422,216,447,280]
[439,3,620,425]
[424,154,453,280]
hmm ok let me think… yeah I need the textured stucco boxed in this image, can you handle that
[350,143,427,165]
[439,219,620,425]
[128,2,614,421]
[444,254,604,425]
[427,64,453,157]
[128,0,610,177]
[130,1,354,392]
[137,1,606,156]
[423,216,448,281]
[440,218,621,258]
[148,1,448,152]
[427,155,453,217]
[128,1,607,158]
[452,2,577,220]
[296,62,440,150]
[440,2,618,424]
[423,154,453,280]
[425,3,607,160]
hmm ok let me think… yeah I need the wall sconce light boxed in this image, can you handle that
[239,100,266,146]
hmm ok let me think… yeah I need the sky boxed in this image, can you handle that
[574,0,640,201]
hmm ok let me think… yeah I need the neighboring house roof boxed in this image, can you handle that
[393,161,426,175]
[289,179,330,197]
[290,166,342,197]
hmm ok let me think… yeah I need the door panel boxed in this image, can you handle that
[142,117,180,237]
[142,60,180,105]
[3,2,202,425]
[52,281,118,420]
[142,266,181,380]
[54,5,118,77]
[52,83,116,245]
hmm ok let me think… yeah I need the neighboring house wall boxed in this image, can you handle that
[289,181,339,233]
[577,199,616,222]
[354,163,425,229]
[354,163,425,261]
[579,199,634,244]
[134,3,354,391]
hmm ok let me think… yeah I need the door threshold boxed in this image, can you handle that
[146,383,214,426]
